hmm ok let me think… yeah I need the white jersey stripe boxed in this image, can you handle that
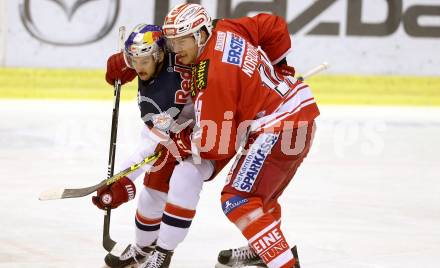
[277,86,314,113]
[163,211,194,222]
[250,97,316,132]
[259,98,315,131]
[266,248,294,268]
[283,84,309,105]
[272,82,308,113]
[250,86,315,132]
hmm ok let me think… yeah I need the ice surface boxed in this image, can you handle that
[1,100,439,268]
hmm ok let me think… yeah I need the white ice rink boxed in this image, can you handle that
[1,100,439,268]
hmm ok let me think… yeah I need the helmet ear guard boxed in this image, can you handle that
[124,24,165,68]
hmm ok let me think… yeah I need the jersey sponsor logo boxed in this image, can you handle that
[151,112,173,131]
[241,42,259,78]
[232,133,279,192]
[174,65,191,104]
[215,31,226,51]
[222,195,249,215]
[222,32,245,66]
[196,60,209,90]
[137,95,186,134]
[173,54,192,104]
[191,60,210,97]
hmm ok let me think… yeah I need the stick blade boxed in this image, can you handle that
[39,184,102,201]
[39,188,65,201]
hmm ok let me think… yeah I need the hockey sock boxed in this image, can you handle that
[135,210,161,247]
[134,187,167,247]
[243,213,295,268]
[266,202,282,224]
[157,202,196,250]
[221,194,295,267]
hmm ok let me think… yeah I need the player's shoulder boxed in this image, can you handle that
[204,29,249,75]
[212,17,244,31]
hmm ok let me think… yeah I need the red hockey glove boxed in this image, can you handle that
[167,127,193,160]
[105,52,137,85]
[274,58,296,77]
[92,176,136,210]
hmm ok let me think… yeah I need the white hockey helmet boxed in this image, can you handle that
[162,3,212,45]
[124,24,165,68]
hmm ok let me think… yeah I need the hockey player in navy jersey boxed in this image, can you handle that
[92,24,214,268]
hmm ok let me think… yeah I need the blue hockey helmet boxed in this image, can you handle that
[124,24,165,67]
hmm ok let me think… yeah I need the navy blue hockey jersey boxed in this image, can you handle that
[137,53,191,131]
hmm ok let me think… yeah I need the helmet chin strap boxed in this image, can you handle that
[152,51,165,77]
[194,30,211,58]
[153,52,159,63]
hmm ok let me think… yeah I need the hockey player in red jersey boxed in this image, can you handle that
[159,3,319,268]
[92,24,214,268]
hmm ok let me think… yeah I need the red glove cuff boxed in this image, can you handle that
[105,52,137,85]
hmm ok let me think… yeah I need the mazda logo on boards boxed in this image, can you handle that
[19,0,120,46]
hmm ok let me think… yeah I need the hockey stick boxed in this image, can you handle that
[297,62,329,81]
[102,25,127,255]
[38,151,161,200]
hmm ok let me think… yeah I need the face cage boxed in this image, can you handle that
[123,51,161,69]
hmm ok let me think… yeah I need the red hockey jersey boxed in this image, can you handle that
[189,14,320,161]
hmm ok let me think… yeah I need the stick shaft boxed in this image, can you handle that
[104,25,126,254]
[298,62,329,81]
